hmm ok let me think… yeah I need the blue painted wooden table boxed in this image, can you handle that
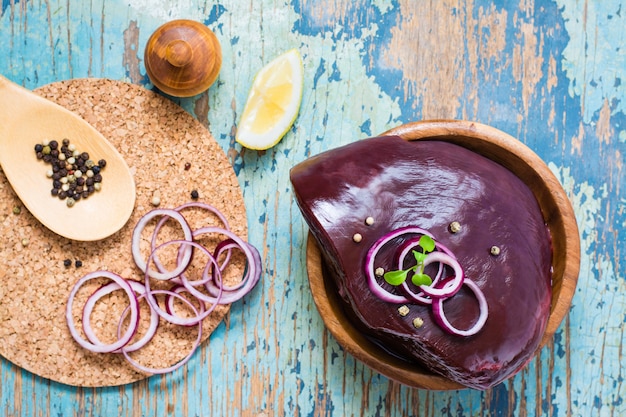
[1,0,624,416]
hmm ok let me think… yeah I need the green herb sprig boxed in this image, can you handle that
[383,235,436,287]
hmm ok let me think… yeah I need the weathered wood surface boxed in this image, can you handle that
[0,0,624,416]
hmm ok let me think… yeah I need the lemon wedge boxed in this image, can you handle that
[236,49,304,150]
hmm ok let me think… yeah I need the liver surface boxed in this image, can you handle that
[290,135,552,389]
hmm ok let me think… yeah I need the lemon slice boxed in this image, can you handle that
[236,49,304,150]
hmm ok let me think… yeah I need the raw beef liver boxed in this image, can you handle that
[290,136,552,389]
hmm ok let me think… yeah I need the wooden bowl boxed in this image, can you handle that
[144,19,222,97]
[305,119,580,390]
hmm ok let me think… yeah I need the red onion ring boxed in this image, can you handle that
[66,271,140,353]
[173,201,231,230]
[67,203,262,374]
[395,240,445,305]
[416,251,464,299]
[365,226,435,304]
[365,225,488,337]
[82,280,160,353]
[175,256,224,302]
[366,228,463,301]
[121,289,203,375]
[213,239,241,280]
[399,281,434,305]
[431,278,488,336]
[171,239,223,288]
[164,284,207,322]
[395,235,457,264]
[132,208,194,281]
[206,240,262,296]
[190,227,262,304]
[143,239,223,326]
[116,292,160,353]
[150,202,233,276]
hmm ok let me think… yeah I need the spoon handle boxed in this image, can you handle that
[0,74,25,97]
[0,74,41,130]
[0,73,11,88]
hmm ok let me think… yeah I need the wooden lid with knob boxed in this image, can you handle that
[144,19,222,97]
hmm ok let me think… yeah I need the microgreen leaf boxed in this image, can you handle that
[411,272,433,287]
[418,235,436,253]
[383,269,408,286]
[412,250,427,266]
[380,234,437,289]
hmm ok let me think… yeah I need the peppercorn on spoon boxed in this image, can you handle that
[0,75,136,241]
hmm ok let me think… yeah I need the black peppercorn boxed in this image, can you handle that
[37,138,106,207]
[63,259,72,267]
[75,260,83,268]
[191,190,199,199]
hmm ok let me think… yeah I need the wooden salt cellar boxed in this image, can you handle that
[144,19,222,97]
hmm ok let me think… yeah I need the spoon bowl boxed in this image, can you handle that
[0,75,136,241]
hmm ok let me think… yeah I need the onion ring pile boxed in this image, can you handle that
[365,226,487,336]
[66,202,262,374]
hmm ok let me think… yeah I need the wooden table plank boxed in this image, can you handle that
[1,0,624,416]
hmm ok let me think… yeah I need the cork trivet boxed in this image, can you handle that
[0,78,248,387]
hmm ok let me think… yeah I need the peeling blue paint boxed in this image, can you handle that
[246,340,256,353]
[205,3,227,25]
[487,383,512,415]
[359,119,371,136]
[312,58,326,89]
[1,0,14,16]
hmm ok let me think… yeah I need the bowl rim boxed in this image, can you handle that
[305,119,580,390]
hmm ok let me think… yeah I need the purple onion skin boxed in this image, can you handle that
[290,136,552,390]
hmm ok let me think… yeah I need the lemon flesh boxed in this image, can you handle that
[236,49,303,150]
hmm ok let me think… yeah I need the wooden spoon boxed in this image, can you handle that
[0,75,136,241]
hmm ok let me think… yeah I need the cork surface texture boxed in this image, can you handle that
[0,79,248,387]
